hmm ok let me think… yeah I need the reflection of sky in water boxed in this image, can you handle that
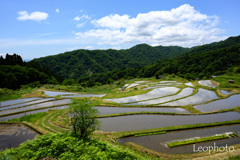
[185,82,194,87]
[126,88,193,105]
[1,98,41,107]
[99,111,240,132]
[198,80,217,88]
[0,99,71,115]
[194,94,240,112]
[104,87,179,103]
[44,91,105,97]
[0,98,55,111]
[118,124,240,154]
[95,106,190,115]
[0,105,69,121]
[160,89,219,106]
[220,90,233,95]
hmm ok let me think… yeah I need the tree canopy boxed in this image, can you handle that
[69,98,100,139]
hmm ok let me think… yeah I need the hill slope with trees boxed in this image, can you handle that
[32,44,189,79]
[78,35,240,86]
[0,54,61,89]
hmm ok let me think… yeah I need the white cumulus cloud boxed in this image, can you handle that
[75,4,225,47]
[74,14,90,22]
[17,11,48,21]
[74,14,91,28]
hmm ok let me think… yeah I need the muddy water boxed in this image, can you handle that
[0,124,38,149]
[118,124,240,154]
[0,105,69,121]
[95,106,190,115]
[0,98,41,107]
[194,94,240,112]
[159,89,219,106]
[0,99,71,116]
[104,87,179,103]
[126,88,193,105]
[0,98,55,111]
[99,111,240,132]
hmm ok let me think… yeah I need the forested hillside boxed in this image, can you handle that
[0,54,61,89]
[78,35,240,86]
[32,44,189,79]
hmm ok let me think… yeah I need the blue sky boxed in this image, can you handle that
[0,0,239,59]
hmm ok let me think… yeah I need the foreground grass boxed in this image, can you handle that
[0,133,146,160]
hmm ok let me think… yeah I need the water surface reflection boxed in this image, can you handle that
[194,94,240,112]
[118,124,240,154]
[99,111,240,132]
[160,89,219,106]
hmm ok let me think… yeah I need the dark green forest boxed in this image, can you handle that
[0,54,61,89]
[32,44,189,79]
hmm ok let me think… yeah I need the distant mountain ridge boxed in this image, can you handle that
[32,44,190,79]
[77,35,240,86]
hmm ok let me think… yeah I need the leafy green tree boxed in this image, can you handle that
[69,98,100,139]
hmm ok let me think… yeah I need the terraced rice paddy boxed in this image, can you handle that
[0,105,69,121]
[126,88,193,105]
[44,91,106,97]
[105,87,179,103]
[194,94,240,112]
[159,89,219,106]
[119,124,240,154]
[0,99,71,116]
[95,106,190,115]
[198,80,218,88]
[0,124,38,149]
[99,112,240,132]
[1,80,240,156]
[0,98,55,111]
[220,90,233,95]
[0,98,41,107]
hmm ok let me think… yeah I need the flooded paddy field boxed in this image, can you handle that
[0,124,38,150]
[95,106,190,115]
[0,98,55,111]
[105,87,179,103]
[220,90,233,95]
[127,88,193,105]
[198,80,218,88]
[0,105,69,121]
[99,111,240,132]
[159,89,219,106]
[118,124,240,154]
[194,94,240,112]
[0,98,41,107]
[185,82,194,87]
[44,90,106,98]
[0,99,71,116]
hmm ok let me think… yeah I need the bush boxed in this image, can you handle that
[0,134,141,160]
